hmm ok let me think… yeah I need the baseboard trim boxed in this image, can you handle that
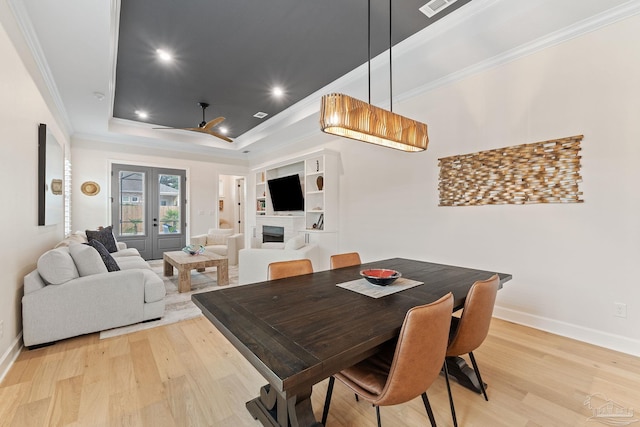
[0,332,23,384]
[493,306,640,357]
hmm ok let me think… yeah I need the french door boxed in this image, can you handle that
[111,164,186,260]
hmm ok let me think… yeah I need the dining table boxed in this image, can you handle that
[192,257,512,427]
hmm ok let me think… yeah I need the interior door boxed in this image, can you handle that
[111,164,186,259]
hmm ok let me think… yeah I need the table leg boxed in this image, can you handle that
[164,259,173,277]
[445,356,486,393]
[246,384,323,427]
[177,267,191,293]
[217,260,229,286]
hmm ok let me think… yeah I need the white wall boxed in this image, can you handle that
[0,18,69,374]
[70,138,249,238]
[320,13,640,355]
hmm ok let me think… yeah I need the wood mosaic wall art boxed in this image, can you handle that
[438,135,583,206]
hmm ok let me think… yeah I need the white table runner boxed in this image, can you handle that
[336,277,423,298]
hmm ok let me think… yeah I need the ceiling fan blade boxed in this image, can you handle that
[206,131,233,143]
[202,117,225,130]
[182,127,233,142]
[152,104,231,142]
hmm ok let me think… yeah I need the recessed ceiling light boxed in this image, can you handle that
[135,110,148,119]
[253,112,268,119]
[156,49,172,62]
[219,126,228,134]
[272,86,284,97]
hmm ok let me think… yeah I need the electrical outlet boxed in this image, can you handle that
[614,303,627,318]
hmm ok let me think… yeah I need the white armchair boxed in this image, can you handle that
[190,228,244,265]
[238,235,320,284]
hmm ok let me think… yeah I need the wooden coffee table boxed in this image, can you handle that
[163,250,229,293]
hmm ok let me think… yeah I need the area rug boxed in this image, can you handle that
[99,259,240,339]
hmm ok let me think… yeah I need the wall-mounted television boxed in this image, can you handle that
[267,174,304,212]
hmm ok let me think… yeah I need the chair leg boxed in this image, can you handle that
[421,392,437,427]
[443,362,458,427]
[322,376,335,425]
[469,351,488,401]
[376,405,382,427]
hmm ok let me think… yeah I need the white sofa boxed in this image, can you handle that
[22,232,166,347]
[190,228,244,265]
[238,235,320,284]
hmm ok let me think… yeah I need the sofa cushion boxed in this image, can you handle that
[37,247,79,285]
[285,235,305,250]
[111,248,141,258]
[86,226,118,253]
[205,245,228,256]
[207,229,233,245]
[69,243,108,276]
[116,256,151,270]
[88,240,120,272]
[142,270,166,303]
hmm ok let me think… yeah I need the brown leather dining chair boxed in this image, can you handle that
[322,293,454,427]
[267,259,313,280]
[330,252,362,269]
[443,274,500,427]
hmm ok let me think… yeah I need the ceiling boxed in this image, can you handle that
[113,0,471,139]
[7,0,639,160]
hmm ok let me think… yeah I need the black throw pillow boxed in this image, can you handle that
[87,240,120,272]
[86,225,118,253]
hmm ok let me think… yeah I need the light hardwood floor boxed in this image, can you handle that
[1,317,638,426]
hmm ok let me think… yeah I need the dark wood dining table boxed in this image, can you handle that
[192,258,512,427]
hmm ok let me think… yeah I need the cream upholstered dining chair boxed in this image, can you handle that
[267,259,313,280]
[443,274,500,427]
[329,252,362,269]
[322,293,454,427]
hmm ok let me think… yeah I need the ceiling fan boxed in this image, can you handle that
[154,102,232,142]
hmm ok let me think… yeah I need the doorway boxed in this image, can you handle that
[219,175,245,235]
[111,164,187,259]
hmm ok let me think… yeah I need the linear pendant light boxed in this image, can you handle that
[319,0,429,152]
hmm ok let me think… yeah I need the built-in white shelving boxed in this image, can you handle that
[250,150,339,270]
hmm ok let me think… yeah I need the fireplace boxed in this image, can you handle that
[263,225,285,243]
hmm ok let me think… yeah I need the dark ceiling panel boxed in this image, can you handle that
[114,0,473,138]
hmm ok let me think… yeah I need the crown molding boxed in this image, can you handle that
[107,0,120,121]
[397,0,640,104]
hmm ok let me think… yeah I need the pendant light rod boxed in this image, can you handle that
[389,0,393,112]
[367,0,393,110]
[368,0,371,105]
[319,0,429,152]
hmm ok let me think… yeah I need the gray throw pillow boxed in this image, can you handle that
[86,225,118,253]
[87,240,121,272]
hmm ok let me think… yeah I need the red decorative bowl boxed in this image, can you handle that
[360,269,402,286]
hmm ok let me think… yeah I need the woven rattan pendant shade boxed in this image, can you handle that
[320,93,429,152]
[318,0,429,152]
